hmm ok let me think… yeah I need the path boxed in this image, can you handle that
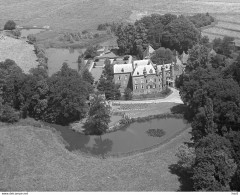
[112,88,183,104]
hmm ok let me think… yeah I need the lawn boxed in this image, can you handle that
[0,121,192,191]
[113,102,179,118]
[0,36,38,73]
[91,67,103,82]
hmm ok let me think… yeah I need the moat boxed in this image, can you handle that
[47,117,188,157]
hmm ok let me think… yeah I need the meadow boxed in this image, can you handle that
[0,120,192,191]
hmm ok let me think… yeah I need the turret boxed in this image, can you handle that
[143,67,147,77]
[170,62,175,79]
[162,64,166,89]
[170,62,175,87]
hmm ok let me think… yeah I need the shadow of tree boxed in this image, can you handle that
[168,163,194,191]
[83,137,113,158]
[170,104,193,122]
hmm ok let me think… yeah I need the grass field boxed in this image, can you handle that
[0,121,192,191]
[0,36,38,73]
[1,0,240,32]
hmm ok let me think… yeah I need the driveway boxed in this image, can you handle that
[112,88,183,104]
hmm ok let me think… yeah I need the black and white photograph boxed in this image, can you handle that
[0,0,240,193]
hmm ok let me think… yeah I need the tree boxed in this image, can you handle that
[4,20,16,30]
[11,29,21,38]
[124,88,132,100]
[27,34,37,44]
[176,144,196,169]
[116,23,136,55]
[77,54,84,73]
[0,104,19,123]
[84,93,111,158]
[84,93,111,135]
[84,46,98,59]
[45,63,91,124]
[151,47,173,64]
[193,134,237,191]
[82,68,94,84]
[212,36,235,57]
[162,15,200,53]
[186,44,210,72]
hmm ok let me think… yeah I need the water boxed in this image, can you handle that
[47,118,188,156]
[46,48,85,76]
[20,29,46,38]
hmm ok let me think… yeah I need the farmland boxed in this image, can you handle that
[1,0,240,32]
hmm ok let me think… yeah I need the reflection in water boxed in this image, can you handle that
[46,48,85,76]
[83,137,113,158]
[46,118,188,156]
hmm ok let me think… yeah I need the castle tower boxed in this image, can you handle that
[162,64,166,89]
[170,62,175,87]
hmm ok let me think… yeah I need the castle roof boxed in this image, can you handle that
[133,59,153,67]
[114,63,133,74]
[182,51,189,64]
[156,63,172,72]
[132,60,156,77]
[143,45,155,59]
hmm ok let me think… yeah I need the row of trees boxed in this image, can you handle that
[115,13,206,57]
[176,38,240,191]
[0,59,94,125]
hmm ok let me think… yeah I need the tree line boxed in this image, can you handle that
[0,59,94,125]
[114,13,214,57]
[176,37,240,191]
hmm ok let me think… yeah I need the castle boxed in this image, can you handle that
[113,46,186,97]
[113,59,176,96]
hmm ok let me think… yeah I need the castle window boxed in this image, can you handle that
[137,72,139,75]
[153,84,156,89]
[135,80,138,84]
[146,79,148,83]
[149,69,153,74]
[121,68,124,73]
[118,76,121,80]
[141,79,144,83]
[141,84,144,89]
[135,85,138,89]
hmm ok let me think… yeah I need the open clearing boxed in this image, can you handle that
[1,0,240,32]
[0,36,38,73]
[0,123,191,191]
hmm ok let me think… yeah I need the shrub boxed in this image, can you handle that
[124,88,132,100]
[123,56,129,60]
[11,29,21,38]
[82,30,88,34]
[4,20,16,30]
[27,34,37,44]
[0,105,19,123]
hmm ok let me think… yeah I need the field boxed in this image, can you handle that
[1,0,240,32]
[1,0,240,49]
[0,121,192,191]
[0,0,131,32]
[0,36,38,73]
